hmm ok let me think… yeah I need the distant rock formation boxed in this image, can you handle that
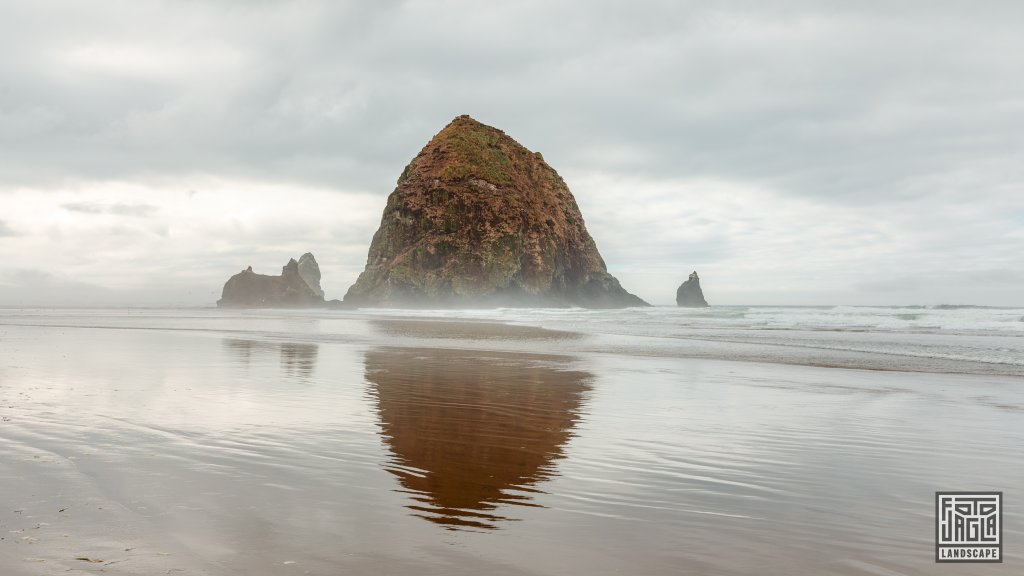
[344,115,647,308]
[217,255,326,308]
[297,252,324,297]
[676,271,709,307]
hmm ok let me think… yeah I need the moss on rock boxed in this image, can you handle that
[343,115,647,308]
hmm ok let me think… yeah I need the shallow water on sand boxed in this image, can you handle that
[1,309,1023,575]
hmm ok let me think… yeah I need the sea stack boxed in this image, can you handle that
[217,254,325,308]
[344,115,647,308]
[676,271,709,307]
[296,252,324,298]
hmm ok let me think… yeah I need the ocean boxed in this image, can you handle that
[369,304,1024,375]
[1,306,1022,575]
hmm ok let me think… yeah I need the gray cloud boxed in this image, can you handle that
[2,0,1021,200]
[62,202,159,217]
[0,1,1022,306]
[0,220,16,237]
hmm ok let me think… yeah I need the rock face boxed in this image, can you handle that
[297,252,324,297]
[676,271,709,307]
[217,256,325,308]
[344,115,647,308]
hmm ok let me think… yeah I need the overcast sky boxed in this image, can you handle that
[1,0,1022,306]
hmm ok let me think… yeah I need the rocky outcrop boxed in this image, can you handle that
[217,256,325,308]
[344,115,648,308]
[676,271,709,307]
[297,252,323,297]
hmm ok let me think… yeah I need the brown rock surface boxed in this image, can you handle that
[344,115,647,308]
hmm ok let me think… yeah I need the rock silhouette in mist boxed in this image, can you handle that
[217,254,325,308]
[297,252,324,297]
[676,271,709,307]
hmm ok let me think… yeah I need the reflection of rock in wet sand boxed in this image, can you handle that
[364,347,591,530]
[279,343,318,379]
[222,339,319,380]
[369,318,582,341]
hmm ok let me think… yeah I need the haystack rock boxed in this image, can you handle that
[217,255,325,308]
[676,271,709,307]
[343,115,648,308]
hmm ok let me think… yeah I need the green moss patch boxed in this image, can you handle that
[438,122,512,186]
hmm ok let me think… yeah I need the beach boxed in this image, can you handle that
[1,307,1022,575]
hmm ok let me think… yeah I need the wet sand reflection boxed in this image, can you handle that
[222,339,319,380]
[364,347,591,530]
[369,318,582,341]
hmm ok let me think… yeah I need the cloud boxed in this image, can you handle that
[62,202,159,217]
[2,1,1021,200]
[0,1,1022,306]
[0,178,381,306]
[573,171,1024,305]
[0,220,16,237]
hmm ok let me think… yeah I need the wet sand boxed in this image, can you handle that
[1,311,1023,574]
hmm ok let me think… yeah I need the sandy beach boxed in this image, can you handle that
[3,0,1022,573]
[1,308,1022,575]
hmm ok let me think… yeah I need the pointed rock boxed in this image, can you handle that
[676,271,709,307]
[297,252,324,297]
[344,115,647,308]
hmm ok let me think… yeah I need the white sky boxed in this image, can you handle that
[1,1,1022,307]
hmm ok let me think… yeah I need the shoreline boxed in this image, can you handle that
[2,308,1022,378]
